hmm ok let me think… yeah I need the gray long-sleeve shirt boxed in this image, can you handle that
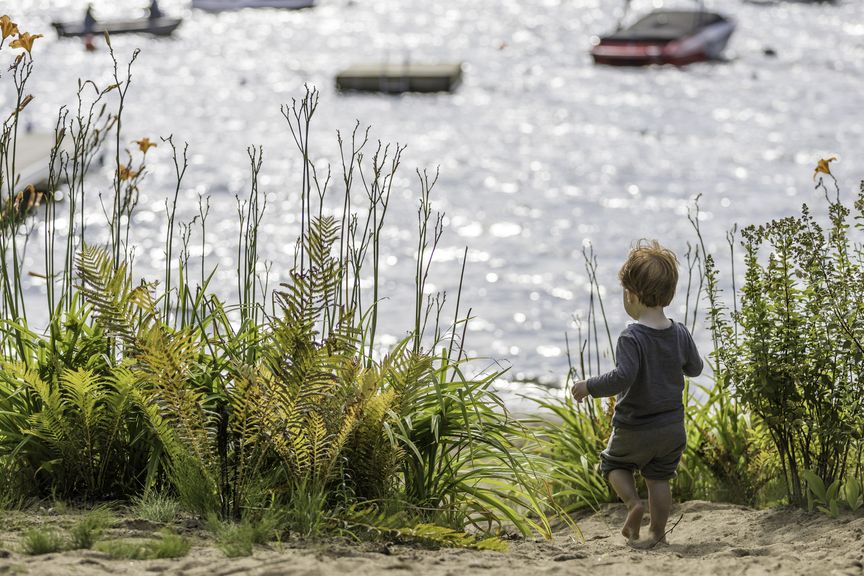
[586,320,703,430]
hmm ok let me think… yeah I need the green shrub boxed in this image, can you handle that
[208,510,282,557]
[525,394,614,512]
[131,490,181,524]
[95,531,190,560]
[68,507,114,550]
[680,381,772,505]
[705,178,864,505]
[0,358,153,500]
[19,528,65,555]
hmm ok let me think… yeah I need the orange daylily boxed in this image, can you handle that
[0,16,18,40]
[813,156,837,181]
[118,165,140,181]
[10,32,43,55]
[134,138,157,153]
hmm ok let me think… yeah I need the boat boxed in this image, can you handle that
[191,0,315,11]
[591,8,735,66]
[51,16,183,38]
[336,63,463,94]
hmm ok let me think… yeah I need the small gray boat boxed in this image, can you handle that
[51,16,183,38]
[191,0,314,11]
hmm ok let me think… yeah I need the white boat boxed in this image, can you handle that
[191,0,315,11]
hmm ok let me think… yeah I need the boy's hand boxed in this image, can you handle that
[571,380,589,403]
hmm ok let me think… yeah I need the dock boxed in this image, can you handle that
[336,63,463,94]
[13,132,60,191]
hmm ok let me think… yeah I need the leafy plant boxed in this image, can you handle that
[0,358,153,500]
[339,507,508,551]
[0,20,556,543]
[704,177,864,505]
[68,507,113,549]
[843,478,863,512]
[131,490,181,524]
[95,531,191,560]
[680,380,772,505]
[803,471,864,517]
[525,394,614,512]
[207,510,283,557]
[19,528,65,555]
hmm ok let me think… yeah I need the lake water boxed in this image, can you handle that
[4,0,864,396]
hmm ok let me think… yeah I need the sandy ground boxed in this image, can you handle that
[1,501,862,576]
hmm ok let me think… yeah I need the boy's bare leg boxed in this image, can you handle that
[607,469,644,540]
[644,478,672,544]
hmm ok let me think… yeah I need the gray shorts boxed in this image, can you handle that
[599,422,686,481]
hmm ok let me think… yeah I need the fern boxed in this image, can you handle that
[0,360,151,499]
[344,382,403,501]
[75,246,156,347]
[132,324,221,513]
[339,508,508,552]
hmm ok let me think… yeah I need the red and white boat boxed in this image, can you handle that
[591,9,735,66]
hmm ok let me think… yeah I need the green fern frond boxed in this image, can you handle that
[338,510,508,552]
[75,246,156,345]
[307,411,328,482]
[134,325,212,472]
[397,524,508,552]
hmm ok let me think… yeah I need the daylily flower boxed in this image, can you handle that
[9,52,24,70]
[0,16,18,40]
[134,138,157,153]
[10,32,43,55]
[118,165,140,181]
[813,156,837,181]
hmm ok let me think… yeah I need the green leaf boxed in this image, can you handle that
[845,479,862,511]
[826,479,841,502]
[801,470,827,503]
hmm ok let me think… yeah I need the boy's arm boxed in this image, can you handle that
[682,328,703,377]
[585,334,639,398]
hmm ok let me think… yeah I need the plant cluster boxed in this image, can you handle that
[1,14,860,562]
[704,177,864,507]
[0,16,550,551]
[17,508,113,555]
[535,188,864,513]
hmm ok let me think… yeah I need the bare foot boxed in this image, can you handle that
[621,501,644,541]
[627,531,668,550]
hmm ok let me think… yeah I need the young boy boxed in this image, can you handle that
[571,239,702,546]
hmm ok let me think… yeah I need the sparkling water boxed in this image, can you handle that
[4,0,864,398]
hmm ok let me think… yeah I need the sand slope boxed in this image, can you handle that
[1,501,862,576]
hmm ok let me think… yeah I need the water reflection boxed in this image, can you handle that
[6,0,864,391]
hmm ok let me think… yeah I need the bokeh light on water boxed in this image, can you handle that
[4,0,864,393]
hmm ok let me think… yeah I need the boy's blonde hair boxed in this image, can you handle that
[618,239,679,307]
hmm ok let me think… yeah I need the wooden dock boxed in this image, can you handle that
[336,63,463,94]
[14,132,59,191]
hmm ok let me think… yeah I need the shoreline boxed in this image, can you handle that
[2,501,862,575]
